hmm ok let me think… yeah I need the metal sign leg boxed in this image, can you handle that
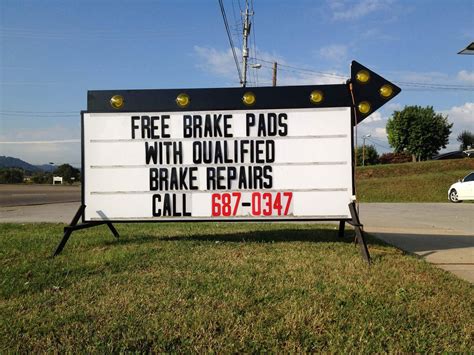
[106,223,120,239]
[53,205,120,257]
[338,220,345,238]
[53,205,85,256]
[348,202,371,264]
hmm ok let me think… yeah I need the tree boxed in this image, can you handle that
[386,106,453,162]
[53,164,80,184]
[356,144,379,166]
[457,130,474,151]
[31,171,52,184]
[0,168,24,183]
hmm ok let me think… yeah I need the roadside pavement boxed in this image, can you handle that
[0,202,79,223]
[359,203,473,283]
[0,184,80,207]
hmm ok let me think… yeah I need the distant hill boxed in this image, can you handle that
[35,164,56,173]
[0,156,55,173]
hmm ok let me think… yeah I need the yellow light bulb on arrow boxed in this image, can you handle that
[358,101,371,114]
[380,84,393,98]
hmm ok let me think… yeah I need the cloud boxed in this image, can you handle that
[0,125,81,165]
[329,0,393,21]
[276,71,346,86]
[386,102,402,111]
[361,28,398,41]
[194,45,292,85]
[0,125,79,141]
[193,46,347,86]
[356,111,392,152]
[194,45,242,82]
[363,111,382,123]
[441,102,474,151]
[374,127,387,138]
[318,44,348,63]
[457,70,474,84]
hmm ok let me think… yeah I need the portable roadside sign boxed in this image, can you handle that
[54,61,401,262]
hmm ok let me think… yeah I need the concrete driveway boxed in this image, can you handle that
[359,203,473,283]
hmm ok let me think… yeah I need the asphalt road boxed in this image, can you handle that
[0,184,80,207]
[1,186,472,234]
[0,186,472,283]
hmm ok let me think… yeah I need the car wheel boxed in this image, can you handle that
[449,189,462,203]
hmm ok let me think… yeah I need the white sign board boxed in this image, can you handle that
[83,107,353,221]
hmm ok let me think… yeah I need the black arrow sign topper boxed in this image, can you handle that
[87,60,400,125]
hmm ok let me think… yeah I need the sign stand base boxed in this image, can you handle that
[339,202,371,264]
[53,203,370,264]
[53,205,119,257]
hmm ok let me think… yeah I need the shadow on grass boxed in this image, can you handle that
[161,229,352,243]
[102,226,386,247]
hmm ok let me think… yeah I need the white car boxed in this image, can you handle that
[448,171,474,203]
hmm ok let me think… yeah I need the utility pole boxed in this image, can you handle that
[272,62,277,86]
[362,143,365,167]
[241,1,252,87]
[362,134,371,166]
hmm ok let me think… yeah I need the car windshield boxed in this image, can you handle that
[463,172,474,182]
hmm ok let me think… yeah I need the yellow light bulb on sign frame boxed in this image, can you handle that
[358,101,371,114]
[176,93,190,108]
[110,95,124,109]
[380,84,393,98]
[310,90,324,104]
[356,70,370,84]
[242,92,256,106]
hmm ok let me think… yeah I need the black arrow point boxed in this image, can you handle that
[351,61,401,123]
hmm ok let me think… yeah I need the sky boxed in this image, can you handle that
[0,0,473,166]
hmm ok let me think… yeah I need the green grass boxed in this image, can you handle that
[357,158,474,202]
[0,223,472,352]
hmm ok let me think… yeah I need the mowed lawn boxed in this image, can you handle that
[0,222,472,352]
[357,158,474,202]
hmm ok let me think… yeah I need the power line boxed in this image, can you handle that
[366,137,391,150]
[0,115,77,119]
[240,0,253,87]
[0,110,78,118]
[0,139,80,144]
[237,0,243,14]
[250,0,259,86]
[250,56,347,79]
[230,0,244,87]
[231,0,243,35]
[392,81,473,91]
[256,63,346,83]
[218,0,243,85]
[395,80,473,89]
[231,0,243,54]
[0,110,76,114]
[250,56,474,91]
[0,27,196,40]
